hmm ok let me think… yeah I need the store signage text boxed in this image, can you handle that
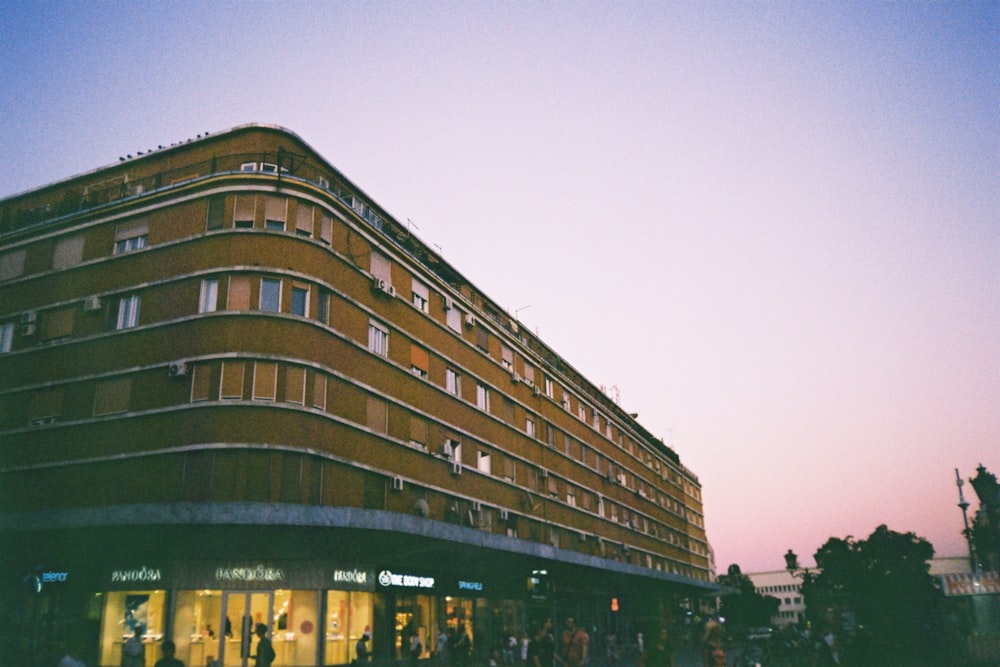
[112,567,162,583]
[216,566,285,583]
[41,572,68,583]
[333,569,369,585]
[458,581,483,591]
[378,570,434,589]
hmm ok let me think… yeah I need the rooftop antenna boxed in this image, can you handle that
[956,468,979,574]
[515,305,531,320]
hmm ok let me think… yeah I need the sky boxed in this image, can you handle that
[1,1,997,573]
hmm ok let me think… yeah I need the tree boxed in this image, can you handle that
[803,525,943,665]
[717,564,780,636]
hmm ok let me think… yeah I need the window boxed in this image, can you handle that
[410,415,428,448]
[115,295,141,329]
[476,323,489,352]
[53,236,84,269]
[501,346,513,371]
[446,307,462,333]
[526,418,535,438]
[199,279,219,313]
[370,251,391,284]
[41,308,74,341]
[191,364,212,401]
[544,376,553,398]
[319,213,333,245]
[220,361,244,399]
[93,378,131,416]
[567,487,577,507]
[206,195,225,230]
[476,383,490,411]
[410,345,429,378]
[291,283,309,317]
[260,278,281,312]
[252,362,277,400]
[0,322,13,353]
[264,196,287,230]
[317,289,331,324]
[368,320,389,357]
[295,202,314,237]
[443,439,461,462]
[312,373,327,410]
[523,363,535,386]
[286,366,306,404]
[445,368,461,396]
[366,396,387,433]
[0,249,26,281]
[477,450,492,474]
[228,276,251,310]
[114,219,148,254]
[578,404,586,421]
[234,195,256,228]
[411,280,429,313]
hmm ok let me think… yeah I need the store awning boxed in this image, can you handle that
[940,571,1000,596]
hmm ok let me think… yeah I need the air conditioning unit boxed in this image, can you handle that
[443,296,454,311]
[532,385,541,396]
[499,508,509,521]
[168,361,188,377]
[510,372,521,384]
[20,323,36,337]
[391,476,404,492]
[539,468,549,479]
[450,462,462,476]
[464,313,476,327]
[83,295,102,312]
[470,500,482,513]
[370,276,395,297]
[21,310,37,324]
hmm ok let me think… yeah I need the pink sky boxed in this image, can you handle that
[2,2,996,573]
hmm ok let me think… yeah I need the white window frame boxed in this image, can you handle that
[199,278,219,313]
[114,234,147,255]
[116,294,141,329]
[526,418,536,438]
[477,450,492,474]
[446,368,461,396]
[476,383,490,411]
[368,320,389,357]
[291,284,310,317]
[0,322,13,353]
[260,278,282,312]
[411,280,429,313]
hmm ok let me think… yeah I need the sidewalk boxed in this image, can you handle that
[582,646,704,667]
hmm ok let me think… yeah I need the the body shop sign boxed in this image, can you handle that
[378,570,435,590]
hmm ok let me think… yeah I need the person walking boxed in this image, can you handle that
[642,627,674,667]
[153,640,184,667]
[254,624,275,667]
[122,626,145,667]
[560,618,588,667]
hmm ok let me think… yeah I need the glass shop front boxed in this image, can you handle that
[92,561,517,667]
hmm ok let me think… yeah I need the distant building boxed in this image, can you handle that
[744,570,805,627]
[0,124,715,667]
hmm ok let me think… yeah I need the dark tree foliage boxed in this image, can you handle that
[717,564,780,636]
[803,525,943,665]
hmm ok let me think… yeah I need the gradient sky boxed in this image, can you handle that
[2,1,996,573]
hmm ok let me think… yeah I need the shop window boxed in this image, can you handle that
[99,590,166,667]
[325,590,373,666]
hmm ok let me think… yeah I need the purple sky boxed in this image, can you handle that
[2,1,996,573]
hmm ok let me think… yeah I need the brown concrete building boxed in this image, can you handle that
[0,124,714,667]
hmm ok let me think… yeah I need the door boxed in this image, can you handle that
[220,591,273,667]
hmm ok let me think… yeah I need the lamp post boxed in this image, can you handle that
[955,468,979,574]
[783,550,811,628]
